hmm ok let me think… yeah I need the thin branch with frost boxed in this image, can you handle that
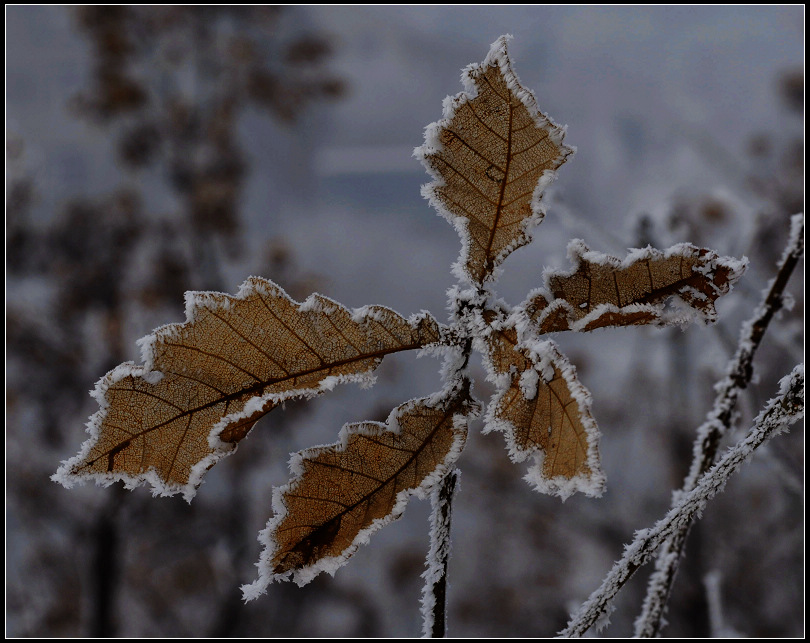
[559,364,804,638]
[687,213,802,482]
[421,468,460,638]
[703,569,742,638]
[633,213,804,637]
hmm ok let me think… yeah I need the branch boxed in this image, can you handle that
[559,364,804,638]
[634,213,804,637]
[414,288,485,638]
[421,468,460,638]
[703,569,742,638]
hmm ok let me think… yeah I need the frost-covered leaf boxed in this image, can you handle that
[416,35,573,285]
[521,240,746,334]
[53,277,441,500]
[482,324,604,499]
[243,380,479,595]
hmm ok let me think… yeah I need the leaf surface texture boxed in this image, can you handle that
[483,324,603,498]
[246,382,477,592]
[524,242,746,334]
[417,35,573,284]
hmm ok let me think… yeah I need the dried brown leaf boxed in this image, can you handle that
[54,277,441,499]
[244,381,478,592]
[524,240,746,334]
[416,35,573,284]
[483,325,603,498]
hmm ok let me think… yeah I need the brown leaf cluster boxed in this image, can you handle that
[55,36,747,593]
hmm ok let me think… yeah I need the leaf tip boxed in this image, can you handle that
[50,466,77,490]
[240,579,269,603]
[482,33,514,67]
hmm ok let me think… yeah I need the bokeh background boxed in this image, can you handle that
[6,6,803,637]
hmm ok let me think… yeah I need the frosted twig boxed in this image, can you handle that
[633,213,804,637]
[559,365,804,638]
[703,569,742,638]
[421,468,460,638]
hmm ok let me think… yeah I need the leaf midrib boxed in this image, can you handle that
[80,341,426,471]
[275,401,461,566]
[481,93,514,282]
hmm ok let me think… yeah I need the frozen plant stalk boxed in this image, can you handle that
[421,469,460,638]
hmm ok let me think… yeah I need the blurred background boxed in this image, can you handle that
[6,6,803,637]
